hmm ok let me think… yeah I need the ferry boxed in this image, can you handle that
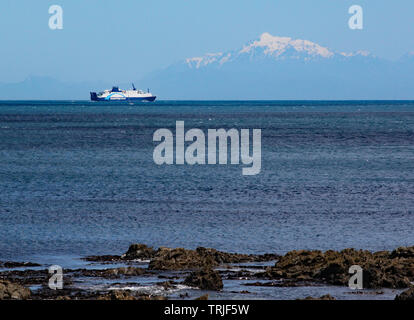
[90,84,156,102]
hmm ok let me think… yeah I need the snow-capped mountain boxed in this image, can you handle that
[185,33,372,70]
[239,33,334,58]
[139,32,413,100]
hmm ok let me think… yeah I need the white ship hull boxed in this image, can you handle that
[90,85,156,102]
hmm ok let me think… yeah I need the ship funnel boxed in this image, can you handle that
[132,83,136,91]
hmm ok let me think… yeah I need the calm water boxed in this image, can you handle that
[1,100,414,265]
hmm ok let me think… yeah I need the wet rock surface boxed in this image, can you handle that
[261,247,414,289]
[0,261,41,268]
[31,287,166,301]
[70,267,148,278]
[184,268,223,291]
[82,255,122,263]
[122,244,157,261]
[0,269,51,286]
[301,294,336,300]
[96,290,166,301]
[81,244,278,270]
[148,246,278,271]
[243,280,316,288]
[0,244,412,300]
[395,287,414,301]
[0,280,31,300]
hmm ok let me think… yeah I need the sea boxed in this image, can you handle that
[0,100,413,299]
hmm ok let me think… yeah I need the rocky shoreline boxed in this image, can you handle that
[1,244,413,300]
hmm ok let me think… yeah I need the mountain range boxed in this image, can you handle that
[2,33,414,100]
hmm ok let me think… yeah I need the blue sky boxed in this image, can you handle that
[0,0,413,83]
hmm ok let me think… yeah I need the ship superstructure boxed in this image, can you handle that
[90,84,156,102]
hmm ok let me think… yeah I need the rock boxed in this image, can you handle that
[318,261,348,285]
[96,290,166,300]
[264,247,414,289]
[0,269,49,286]
[104,267,146,277]
[72,267,146,278]
[195,294,209,300]
[195,247,275,264]
[149,247,215,270]
[254,253,280,262]
[113,243,279,271]
[0,261,41,268]
[82,255,122,262]
[158,281,175,290]
[139,294,167,301]
[122,244,156,260]
[395,287,414,301]
[96,290,138,300]
[148,246,272,271]
[390,246,414,259]
[301,294,336,300]
[243,280,303,287]
[0,280,31,300]
[184,268,223,291]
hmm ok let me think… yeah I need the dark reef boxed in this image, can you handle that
[1,244,413,300]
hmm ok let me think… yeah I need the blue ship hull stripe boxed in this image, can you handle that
[91,96,156,102]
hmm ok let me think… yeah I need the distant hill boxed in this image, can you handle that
[0,76,109,100]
